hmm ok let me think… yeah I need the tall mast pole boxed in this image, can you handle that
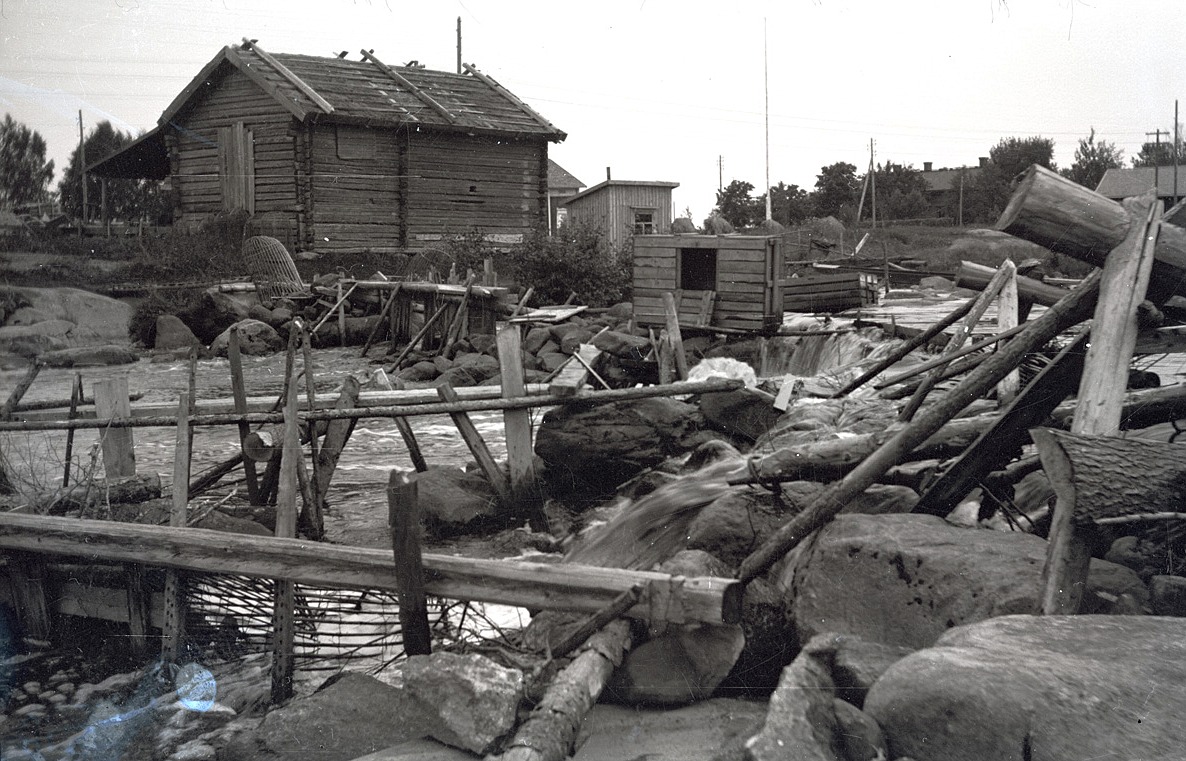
[456,17,462,74]
[764,18,771,222]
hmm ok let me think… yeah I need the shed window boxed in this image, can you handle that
[680,248,717,291]
[336,125,376,160]
[632,208,656,235]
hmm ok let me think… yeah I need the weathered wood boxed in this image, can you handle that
[312,375,360,531]
[1041,194,1160,616]
[830,296,979,398]
[955,260,1069,307]
[6,553,51,642]
[996,268,1021,404]
[437,382,512,503]
[360,285,399,357]
[93,377,136,478]
[662,292,689,380]
[1,360,40,419]
[300,328,323,539]
[272,376,300,702]
[899,259,1016,421]
[497,323,535,503]
[548,344,603,397]
[387,301,450,372]
[874,322,1028,391]
[500,620,634,761]
[997,164,1186,302]
[737,269,1102,585]
[163,393,190,662]
[878,352,989,401]
[0,513,742,626]
[125,565,150,659]
[2,379,744,431]
[547,584,643,662]
[228,327,261,505]
[61,373,83,488]
[388,471,431,656]
[913,331,1089,516]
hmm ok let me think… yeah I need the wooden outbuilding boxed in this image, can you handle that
[87,40,566,255]
[563,179,679,251]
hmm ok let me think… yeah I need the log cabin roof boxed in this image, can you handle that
[159,41,566,141]
[547,159,585,193]
[1095,167,1185,200]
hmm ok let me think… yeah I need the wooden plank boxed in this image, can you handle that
[7,554,51,642]
[162,393,190,662]
[125,565,151,659]
[242,39,334,114]
[228,327,261,505]
[0,513,742,627]
[389,471,431,655]
[93,377,136,478]
[314,375,361,509]
[549,344,603,397]
[272,376,301,702]
[436,382,512,503]
[497,323,535,501]
[996,268,1021,404]
[663,292,688,380]
[1,360,41,419]
[1041,193,1160,616]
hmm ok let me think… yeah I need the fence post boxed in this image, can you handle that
[271,378,300,703]
[162,392,191,662]
[389,471,431,656]
[93,377,136,478]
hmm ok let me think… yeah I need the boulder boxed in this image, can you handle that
[744,649,844,761]
[590,329,650,361]
[535,398,714,497]
[399,360,440,382]
[783,513,1147,649]
[402,651,523,755]
[452,351,500,381]
[603,551,745,706]
[413,466,500,538]
[209,320,284,357]
[468,333,498,356]
[699,388,781,442]
[0,320,74,357]
[5,306,57,326]
[536,351,569,372]
[187,289,252,343]
[1149,575,1186,616]
[558,327,594,355]
[865,615,1186,761]
[5,287,131,344]
[155,314,201,351]
[918,275,955,291]
[38,345,139,368]
[831,698,888,761]
[801,632,915,708]
[605,302,633,321]
[522,326,553,355]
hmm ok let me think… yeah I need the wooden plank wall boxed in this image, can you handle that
[308,124,401,254]
[633,236,776,331]
[568,185,675,251]
[171,67,297,235]
[405,133,547,244]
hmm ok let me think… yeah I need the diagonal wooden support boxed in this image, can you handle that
[1040,192,1160,615]
[437,382,512,504]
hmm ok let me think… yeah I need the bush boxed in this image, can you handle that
[127,287,205,347]
[507,221,632,307]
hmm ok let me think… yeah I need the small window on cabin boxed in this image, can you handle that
[336,125,376,160]
[632,209,656,235]
[680,248,718,291]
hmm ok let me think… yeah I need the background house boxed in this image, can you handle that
[1095,167,1186,209]
[919,158,987,225]
[89,40,566,255]
[546,159,584,232]
[562,177,679,251]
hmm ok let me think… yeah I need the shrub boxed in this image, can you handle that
[127,288,205,347]
[507,220,632,307]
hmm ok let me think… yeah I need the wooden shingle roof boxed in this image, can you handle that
[1095,167,1185,199]
[161,41,565,141]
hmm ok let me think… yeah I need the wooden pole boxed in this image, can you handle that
[92,377,136,478]
[436,382,512,503]
[1040,193,1160,616]
[662,292,689,380]
[300,328,324,538]
[873,321,1028,391]
[360,285,400,357]
[125,565,150,659]
[1,360,41,419]
[830,295,978,398]
[955,260,1070,307]
[497,322,535,504]
[737,268,1101,585]
[367,371,428,472]
[898,259,1015,421]
[61,373,83,488]
[996,267,1021,404]
[271,375,300,702]
[162,392,191,662]
[388,301,450,372]
[388,471,431,655]
[313,375,361,528]
[229,326,261,505]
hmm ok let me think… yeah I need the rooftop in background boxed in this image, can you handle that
[562,179,680,207]
[547,160,585,193]
[1095,167,1186,201]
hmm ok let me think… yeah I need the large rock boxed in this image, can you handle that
[744,649,844,761]
[865,615,1186,761]
[186,289,252,343]
[783,513,1148,649]
[535,397,714,497]
[699,388,782,442]
[802,632,915,708]
[402,651,523,755]
[4,286,131,344]
[155,314,201,351]
[590,329,650,361]
[413,466,500,538]
[0,321,73,357]
[209,319,284,357]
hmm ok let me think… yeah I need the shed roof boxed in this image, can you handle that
[1095,167,1186,199]
[921,166,981,193]
[563,179,680,206]
[547,159,585,193]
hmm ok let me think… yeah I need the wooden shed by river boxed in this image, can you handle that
[88,40,566,256]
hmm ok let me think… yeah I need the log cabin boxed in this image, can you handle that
[88,40,566,256]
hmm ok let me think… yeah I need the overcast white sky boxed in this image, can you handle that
[2,0,1184,220]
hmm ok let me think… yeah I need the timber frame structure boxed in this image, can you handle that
[88,40,566,255]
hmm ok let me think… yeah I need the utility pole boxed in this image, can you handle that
[870,138,877,229]
[456,17,462,74]
[763,17,771,222]
[1147,128,1168,197]
[78,110,87,237]
[718,155,723,192]
[1175,100,1180,203]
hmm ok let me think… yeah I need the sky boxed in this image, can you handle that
[2,0,1185,221]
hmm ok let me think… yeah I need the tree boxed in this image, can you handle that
[1062,128,1124,190]
[0,114,55,207]
[965,136,1057,223]
[812,162,860,220]
[869,161,930,221]
[1132,126,1185,167]
[58,121,169,224]
[768,181,811,226]
[713,179,763,229]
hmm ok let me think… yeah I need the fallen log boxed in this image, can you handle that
[36,473,163,515]
[997,165,1186,302]
[737,268,1102,585]
[955,260,1069,307]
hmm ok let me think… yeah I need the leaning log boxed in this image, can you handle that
[997,165,1186,302]
[955,260,1070,307]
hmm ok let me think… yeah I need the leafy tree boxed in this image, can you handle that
[965,136,1057,223]
[58,121,169,224]
[1062,128,1124,190]
[767,181,811,226]
[1132,126,1185,167]
[713,179,763,229]
[0,114,55,207]
[868,161,930,221]
[812,162,860,220]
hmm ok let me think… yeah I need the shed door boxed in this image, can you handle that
[219,122,255,215]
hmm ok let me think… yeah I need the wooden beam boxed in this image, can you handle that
[1,360,40,419]
[548,344,603,397]
[463,63,559,132]
[996,267,1021,404]
[228,327,261,505]
[0,513,742,627]
[389,471,431,655]
[955,260,1070,307]
[92,377,136,478]
[163,393,190,662]
[1041,193,1160,616]
[361,50,457,124]
[663,292,689,380]
[437,382,512,503]
[497,322,535,502]
[241,39,335,115]
[272,375,301,702]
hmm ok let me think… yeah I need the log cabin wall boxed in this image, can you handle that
[633,234,782,332]
[307,123,401,254]
[169,66,299,247]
